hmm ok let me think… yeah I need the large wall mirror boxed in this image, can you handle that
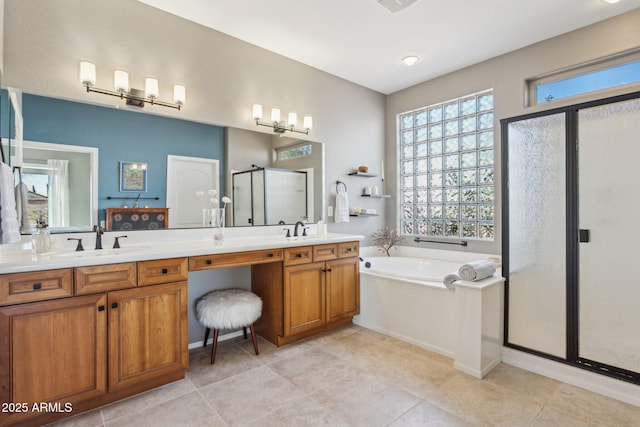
[1,89,324,233]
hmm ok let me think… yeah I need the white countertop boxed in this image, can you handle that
[0,229,364,274]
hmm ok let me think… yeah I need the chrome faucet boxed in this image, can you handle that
[94,225,103,250]
[293,221,307,237]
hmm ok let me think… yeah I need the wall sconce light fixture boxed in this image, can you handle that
[252,103,312,135]
[79,61,186,110]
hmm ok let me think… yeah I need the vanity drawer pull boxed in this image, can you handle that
[111,302,118,309]
[206,259,212,265]
[268,253,274,258]
[162,268,168,274]
[98,305,105,312]
[296,253,303,258]
[32,282,42,290]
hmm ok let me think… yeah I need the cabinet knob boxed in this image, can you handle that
[296,253,302,258]
[162,268,168,274]
[111,302,118,309]
[98,305,105,312]
[206,259,212,265]
[268,253,274,258]
[32,282,42,290]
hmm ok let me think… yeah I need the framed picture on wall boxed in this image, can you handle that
[120,161,147,192]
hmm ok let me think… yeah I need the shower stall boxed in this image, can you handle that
[502,91,640,384]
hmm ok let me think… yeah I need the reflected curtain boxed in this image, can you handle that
[47,159,69,227]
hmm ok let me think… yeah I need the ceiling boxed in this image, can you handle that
[137,0,640,94]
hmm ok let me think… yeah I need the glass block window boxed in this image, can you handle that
[399,90,494,240]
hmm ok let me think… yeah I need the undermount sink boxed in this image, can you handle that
[50,245,151,258]
[284,234,329,241]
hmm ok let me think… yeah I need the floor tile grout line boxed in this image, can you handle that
[383,397,426,427]
[195,387,230,426]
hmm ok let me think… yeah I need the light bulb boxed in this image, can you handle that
[173,84,186,105]
[114,69,129,93]
[145,77,159,99]
[79,61,96,86]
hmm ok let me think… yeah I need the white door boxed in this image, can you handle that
[166,155,219,228]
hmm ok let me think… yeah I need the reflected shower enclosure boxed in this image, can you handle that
[232,167,308,226]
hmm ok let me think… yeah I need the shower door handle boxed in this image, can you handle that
[579,229,590,243]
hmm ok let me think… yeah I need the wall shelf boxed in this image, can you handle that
[348,171,378,177]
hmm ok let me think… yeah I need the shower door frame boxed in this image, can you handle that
[501,89,640,386]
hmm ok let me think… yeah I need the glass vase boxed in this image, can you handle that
[203,208,225,240]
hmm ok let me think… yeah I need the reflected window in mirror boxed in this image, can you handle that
[20,165,51,228]
[19,141,98,233]
[277,143,312,161]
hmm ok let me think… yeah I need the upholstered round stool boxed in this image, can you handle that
[195,288,262,364]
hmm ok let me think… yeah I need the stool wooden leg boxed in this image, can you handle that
[203,327,210,348]
[249,323,259,356]
[210,329,220,364]
[243,327,248,339]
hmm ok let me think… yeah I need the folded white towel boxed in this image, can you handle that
[335,190,350,223]
[458,260,496,281]
[443,272,460,290]
[0,163,21,244]
[15,182,30,233]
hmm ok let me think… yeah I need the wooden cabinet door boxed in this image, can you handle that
[108,282,188,391]
[283,262,326,336]
[326,257,360,322]
[0,294,107,425]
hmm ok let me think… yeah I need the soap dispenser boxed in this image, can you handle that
[31,214,51,254]
[317,218,327,235]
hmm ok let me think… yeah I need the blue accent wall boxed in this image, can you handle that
[21,94,226,223]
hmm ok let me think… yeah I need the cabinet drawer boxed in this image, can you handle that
[0,269,73,306]
[284,246,313,266]
[338,241,359,258]
[138,258,188,287]
[313,244,338,261]
[75,262,137,294]
[189,249,283,270]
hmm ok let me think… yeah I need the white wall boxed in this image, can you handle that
[386,9,640,255]
[2,0,386,243]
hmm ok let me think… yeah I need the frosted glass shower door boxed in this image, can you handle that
[578,98,640,373]
[506,113,567,358]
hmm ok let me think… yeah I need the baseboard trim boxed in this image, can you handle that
[187,329,244,350]
[502,347,640,408]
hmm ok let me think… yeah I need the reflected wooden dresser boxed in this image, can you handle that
[105,208,169,231]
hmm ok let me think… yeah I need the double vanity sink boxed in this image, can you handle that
[0,229,363,427]
[0,231,361,273]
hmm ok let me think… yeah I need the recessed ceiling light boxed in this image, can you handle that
[402,56,419,66]
[601,0,621,4]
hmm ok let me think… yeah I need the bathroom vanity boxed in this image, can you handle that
[0,231,361,426]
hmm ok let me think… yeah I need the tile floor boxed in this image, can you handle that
[49,324,640,426]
